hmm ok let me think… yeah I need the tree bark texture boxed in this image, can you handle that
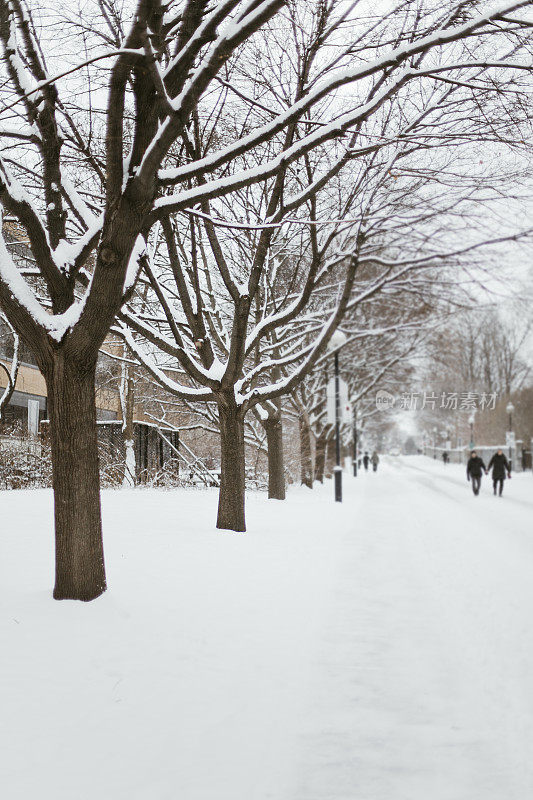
[314,430,328,484]
[45,356,106,601]
[299,412,313,488]
[217,395,246,532]
[325,435,335,479]
[264,413,285,500]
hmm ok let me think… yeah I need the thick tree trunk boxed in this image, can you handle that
[264,413,285,500]
[217,395,246,532]
[299,413,313,488]
[314,430,327,484]
[325,435,335,479]
[45,357,106,601]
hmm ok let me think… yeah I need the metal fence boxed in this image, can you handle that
[424,442,528,471]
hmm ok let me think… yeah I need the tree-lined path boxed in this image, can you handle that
[2,457,533,799]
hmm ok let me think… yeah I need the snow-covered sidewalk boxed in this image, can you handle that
[2,457,533,799]
[292,457,533,800]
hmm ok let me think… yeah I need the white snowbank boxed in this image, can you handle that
[1,459,533,799]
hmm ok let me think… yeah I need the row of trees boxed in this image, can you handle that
[0,0,532,600]
[418,305,533,446]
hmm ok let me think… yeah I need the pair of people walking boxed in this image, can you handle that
[466,449,511,496]
[362,451,379,472]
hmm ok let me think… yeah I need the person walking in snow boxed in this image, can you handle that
[371,451,379,472]
[487,449,511,496]
[442,451,449,465]
[466,451,486,496]
[363,452,370,471]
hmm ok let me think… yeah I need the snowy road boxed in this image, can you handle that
[293,457,533,800]
[1,457,533,799]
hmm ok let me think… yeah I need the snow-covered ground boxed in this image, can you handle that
[2,456,533,800]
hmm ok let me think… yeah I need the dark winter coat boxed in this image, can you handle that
[466,455,486,479]
[487,452,511,480]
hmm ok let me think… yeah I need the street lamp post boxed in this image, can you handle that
[468,412,475,450]
[334,350,342,502]
[352,406,357,477]
[507,401,514,433]
[433,426,437,458]
[506,400,515,470]
[328,330,347,503]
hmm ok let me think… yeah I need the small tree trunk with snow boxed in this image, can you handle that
[314,430,328,484]
[45,356,106,601]
[123,437,136,488]
[299,412,313,489]
[0,364,17,425]
[121,351,136,488]
[264,412,285,500]
[217,394,246,532]
[0,317,19,426]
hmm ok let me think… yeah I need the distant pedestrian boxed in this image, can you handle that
[363,452,370,471]
[487,449,511,496]
[371,451,379,472]
[466,451,486,496]
[442,451,449,465]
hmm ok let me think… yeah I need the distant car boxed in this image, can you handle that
[389,447,401,457]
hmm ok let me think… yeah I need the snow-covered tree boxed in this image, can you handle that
[0,0,286,599]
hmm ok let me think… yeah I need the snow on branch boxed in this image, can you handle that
[117,324,215,402]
